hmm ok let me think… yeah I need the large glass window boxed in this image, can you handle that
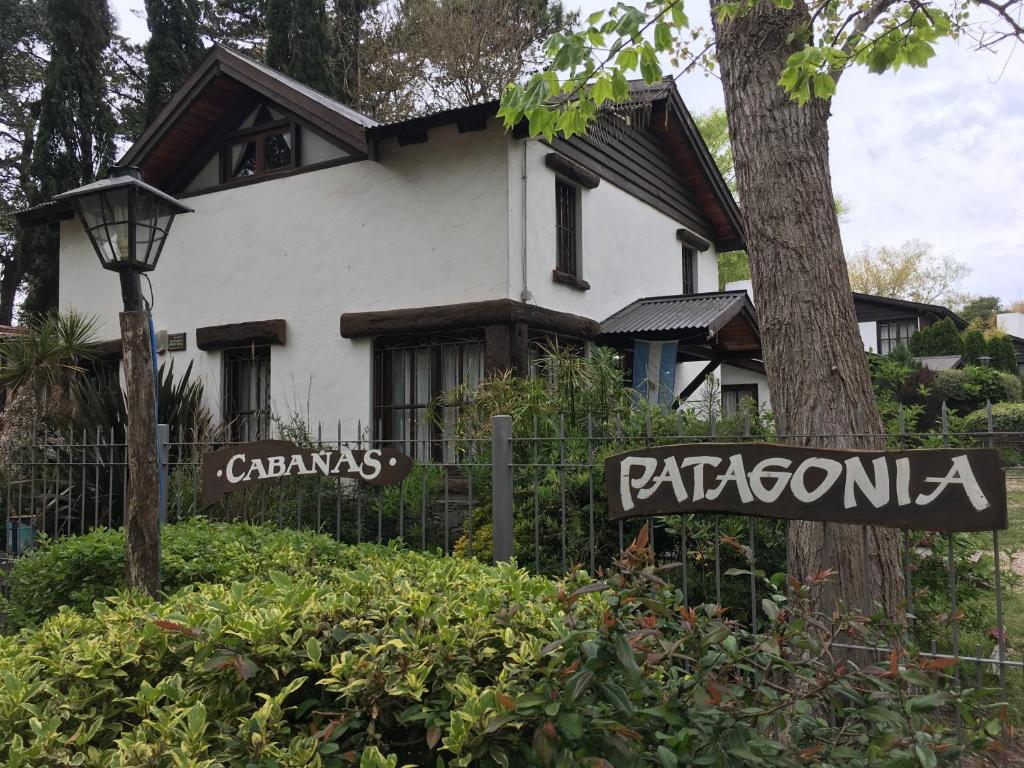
[877,320,917,355]
[223,345,271,442]
[375,334,484,460]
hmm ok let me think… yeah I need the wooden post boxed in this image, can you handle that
[119,310,160,597]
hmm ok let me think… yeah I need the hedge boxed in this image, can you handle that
[960,402,1024,434]
[0,528,996,766]
[0,518,376,629]
[933,367,1023,414]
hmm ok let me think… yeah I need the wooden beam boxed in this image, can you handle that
[340,299,600,340]
[676,359,720,401]
[196,319,286,351]
[545,152,600,189]
[456,115,488,133]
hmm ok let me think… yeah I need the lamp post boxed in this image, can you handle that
[54,166,192,597]
[978,355,992,368]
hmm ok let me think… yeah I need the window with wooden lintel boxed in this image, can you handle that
[220,104,297,183]
[722,383,758,416]
[223,344,271,442]
[877,319,917,355]
[374,333,484,461]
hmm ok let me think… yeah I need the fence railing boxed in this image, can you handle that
[1,410,1023,714]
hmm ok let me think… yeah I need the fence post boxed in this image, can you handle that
[491,415,514,563]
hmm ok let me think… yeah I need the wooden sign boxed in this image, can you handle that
[605,443,1007,532]
[201,440,413,507]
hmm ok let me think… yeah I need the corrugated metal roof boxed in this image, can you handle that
[601,291,751,336]
[217,45,378,128]
[915,355,963,371]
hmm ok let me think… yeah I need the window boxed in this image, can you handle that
[223,345,271,442]
[221,104,297,183]
[722,384,758,416]
[682,248,696,294]
[375,334,484,460]
[877,320,917,355]
[555,179,580,277]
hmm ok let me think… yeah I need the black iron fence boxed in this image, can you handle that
[1,406,1023,711]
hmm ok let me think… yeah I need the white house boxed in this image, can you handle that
[20,45,760,455]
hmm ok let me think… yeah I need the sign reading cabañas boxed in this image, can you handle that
[202,440,413,507]
[606,443,1007,532]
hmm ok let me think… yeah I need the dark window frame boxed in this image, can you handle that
[554,178,581,279]
[374,332,485,461]
[876,319,918,355]
[681,247,696,295]
[219,106,300,184]
[222,344,272,442]
[722,383,758,416]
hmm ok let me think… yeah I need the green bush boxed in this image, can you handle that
[960,402,1024,433]
[0,536,995,766]
[1,519,372,629]
[908,317,963,356]
[933,366,1023,414]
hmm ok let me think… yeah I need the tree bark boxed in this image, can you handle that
[120,310,161,598]
[712,0,905,619]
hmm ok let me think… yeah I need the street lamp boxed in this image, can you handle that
[978,355,992,368]
[54,166,192,311]
[53,165,192,597]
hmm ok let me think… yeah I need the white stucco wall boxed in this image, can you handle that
[997,312,1024,338]
[508,139,718,322]
[59,122,510,433]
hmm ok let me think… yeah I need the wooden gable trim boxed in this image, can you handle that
[676,228,711,251]
[545,152,600,189]
[196,319,287,351]
[340,299,600,340]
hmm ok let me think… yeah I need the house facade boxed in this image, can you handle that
[20,46,756,452]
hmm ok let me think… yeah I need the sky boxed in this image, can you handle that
[110,0,1024,305]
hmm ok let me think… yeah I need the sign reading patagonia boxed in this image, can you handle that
[202,440,413,507]
[606,443,1007,532]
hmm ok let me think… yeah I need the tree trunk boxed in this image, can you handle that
[712,0,905,619]
[120,310,161,598]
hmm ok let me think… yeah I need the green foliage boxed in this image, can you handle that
[960,296,1002,326]
[1,518,369,629]
[24,0,117,316]
[144,0,205,124]
[960,402,1024,434]
[0,530,998,765]
[0,309,99,394]
[934,367,1023,414]
[908,317,963,356]
[961,327,987,366]
[986,333,1019,374]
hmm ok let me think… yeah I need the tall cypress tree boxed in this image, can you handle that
[287,0,333,93]
[266,0,333,93]
[143,0,205,124]
[22,0,115,316]
[265,0,292,70]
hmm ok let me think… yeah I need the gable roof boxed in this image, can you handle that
[852,293,967,329]
[120,44,376,193]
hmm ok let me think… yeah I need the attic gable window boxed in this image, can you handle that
[221,104,297,182]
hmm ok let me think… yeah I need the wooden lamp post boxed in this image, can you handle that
[54,166,192,597]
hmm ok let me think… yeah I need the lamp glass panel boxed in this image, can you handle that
[100,188,131,262]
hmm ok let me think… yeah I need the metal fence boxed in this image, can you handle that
[1,406,1023,711]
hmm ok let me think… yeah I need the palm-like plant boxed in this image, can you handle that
[0,310,100,396]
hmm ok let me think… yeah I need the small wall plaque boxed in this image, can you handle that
[167,332,187,352]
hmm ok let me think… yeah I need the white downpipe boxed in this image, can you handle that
[520,140,532,303]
